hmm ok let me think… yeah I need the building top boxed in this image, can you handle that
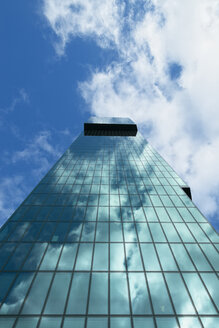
[84,117,138,136]
[86,116,135,125]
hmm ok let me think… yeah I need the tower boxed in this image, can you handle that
[0,117,218,328]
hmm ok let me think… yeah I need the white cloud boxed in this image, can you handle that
[43,0,123,55]
[43,0,219,224]
[0,88,29,114]
[0,175,28,226]
[12,130,61,177]
[0,130,63,227]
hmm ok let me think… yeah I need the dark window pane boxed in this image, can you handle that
[22,272,53,314]
[44,273,71,314]
[89,273,108,314]
[67,272,89,314]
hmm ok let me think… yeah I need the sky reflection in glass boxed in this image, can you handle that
[0,118,218,326]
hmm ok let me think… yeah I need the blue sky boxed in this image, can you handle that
[0,0,219,232]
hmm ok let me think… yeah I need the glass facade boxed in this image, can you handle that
[0,117,218,328]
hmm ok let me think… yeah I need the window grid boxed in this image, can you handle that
[0,132,218,328]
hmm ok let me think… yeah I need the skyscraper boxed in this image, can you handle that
[0,117,218,328]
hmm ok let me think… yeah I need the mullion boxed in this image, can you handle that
[154,169,217,321]
[11,241,51,328]
[60,155,97,328]
[179,225,219,312]
[119,140,147,327]
[85,173,100,326]
[36,243,65,326]
[158,219,204,327]
[146,215,180,327]
[1,128,218,327]
[131,208,156,325]
[107,142,111,328]
[120,195,134,328]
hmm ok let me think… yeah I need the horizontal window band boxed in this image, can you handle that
[84,123,138,136]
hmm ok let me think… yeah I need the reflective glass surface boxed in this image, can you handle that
[0,118,218,327]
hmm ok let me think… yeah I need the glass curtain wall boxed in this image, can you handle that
[0,118,218,328]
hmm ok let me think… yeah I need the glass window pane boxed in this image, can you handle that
[149,223,166,242]
[4,243,32,271]
[67,272,89,314]
[141,244,160,270]
[75,243,93,270]
[40,244,62,270]
[156,244,178,271]
[178,208,195,222]
[81,222,96,242]
[15,317,39,328]
[123,223,137,242]
[96,222,108,242]
[51,223,70,242]
[23,243,47,270]
[7,222,29,242]
[87,317,108,328]
[93,243,108,270]
[201,317,219,327]
[185,244,212,271]
[22,272,53,314]
[0,272,16,303]
[150,195,162,206]
[136,223,152,242]
[187,223,209,242]
[84,207,97,221]
[170,244,195,271]
[201,273,219,309]
[57,244,77,270]
[63,317,85,328]
[156,317,178,328]
[183,273,217,314]
[121,207,133,221]
[166,207,183,222]
[161,223,180,242]
[110,223,123,242]
[99,195,109,206]
[110,194,120,206]
[110,207,121,221]
[147,273,173,314]
[44,273,71,314]
[200,244,219,271]
[160,195,174,207]
[0,318,15,328]
[98,207,109,221]
[110,243,126,271]
[22,222,43,241]
[72,207,86,220]
[170,195,184,206]
[189,208,206,222]
[133,207,145,221]
[39,317,61,328]
[0,243,16,270]
[174,223,195,242]
[200,223,219,243]
[66,222,82,242]
[37,222,56,242]
[141,195,152,207]
[165,273,195,314]
[120,194,131,207]
[110,317,131,328]
[133,317,154,328]
[110,273,130,314]
[89,273,108,314]
[129,272,151,314]
[178,317,201,328]
[125,243,143,271]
